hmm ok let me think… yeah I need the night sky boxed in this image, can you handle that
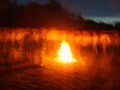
[17,0,120,24]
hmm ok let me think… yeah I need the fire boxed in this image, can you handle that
[56,41,77,63]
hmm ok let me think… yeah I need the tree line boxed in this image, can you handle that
[0,0,120,31]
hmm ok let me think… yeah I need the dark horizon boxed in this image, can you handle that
[1,0,120,30]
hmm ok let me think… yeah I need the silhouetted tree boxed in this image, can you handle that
[0,0,117,30]
[0,0,18,27]
[115,22,120,31]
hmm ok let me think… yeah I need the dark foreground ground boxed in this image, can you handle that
[0,54,120,90]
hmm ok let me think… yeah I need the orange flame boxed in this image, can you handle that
[56,41,77,64]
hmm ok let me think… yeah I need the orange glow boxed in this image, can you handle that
[56,41,77,64]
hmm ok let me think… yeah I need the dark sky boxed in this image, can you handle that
[17,0,120,24]
[17,0,120,16]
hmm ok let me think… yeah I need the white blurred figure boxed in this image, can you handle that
[100,34,111,55]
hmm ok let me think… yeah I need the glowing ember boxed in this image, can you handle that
[56,41,77,63]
